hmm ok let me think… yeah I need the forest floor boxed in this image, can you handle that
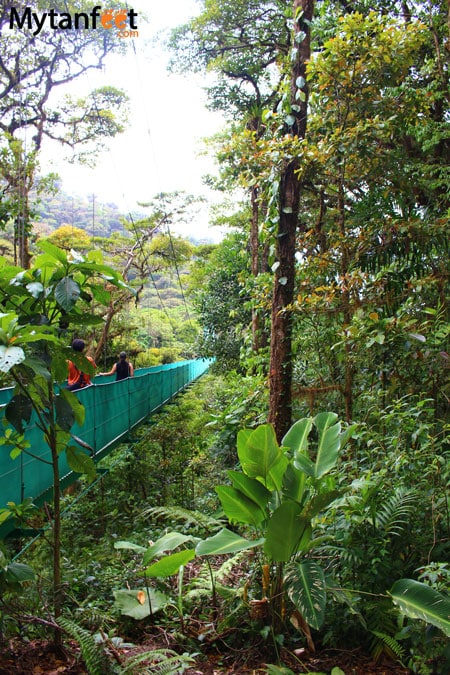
[0,636,414,674]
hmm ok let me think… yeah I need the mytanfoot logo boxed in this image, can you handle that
[8,5,139,38]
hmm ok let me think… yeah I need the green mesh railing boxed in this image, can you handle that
[0,359,211,536]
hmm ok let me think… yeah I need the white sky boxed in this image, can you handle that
[39,0,227,241]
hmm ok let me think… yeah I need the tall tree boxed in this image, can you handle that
[0,241,127,641]
[267,0,314,440]
[290,3,449,420]
[0,1,130,267]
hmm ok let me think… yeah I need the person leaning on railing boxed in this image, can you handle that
[98,352,134,381]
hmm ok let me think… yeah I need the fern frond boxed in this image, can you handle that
[371,630,406,663]
[187,562,211,588]
[324,544,365,569]
[58,616,111,675]
[215,551,248,583]
[365,598,406,664]
[184,586,213,604]
[375,487,417,537]
[183,558,242,605]
[121,649,195,675]
[142,506,224,534]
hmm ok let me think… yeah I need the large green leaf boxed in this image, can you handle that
[293,452,316,477]
[282,417,313,455]
[66,446,96,482]
[143,532,198,564]
[89,284,111,305]
[65,350,96,376]
[59,389,85,426]
[282,464,307,504]
[35,239,69,264]
[114,541,147,554]
[4,561,35,583]
[314,413,341,478]
[196,528,264,556]
[390,579,450,636]
[54,277,81,312]
[285,560,326,630]
[238,424,287,489]
[14,331,60,346]
[22,356,52,379]
[55,395,75,432]
[144,549,195,577]
[314,411,338,434]
[216,485,266,526]
[339,423,357,449]
[113,588,169,619]
[264,501,312,562]
[5,394,32,434]
[227,470,271,511]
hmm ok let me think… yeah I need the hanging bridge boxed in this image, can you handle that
[0,359,211,538]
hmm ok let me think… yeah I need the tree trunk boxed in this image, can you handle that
[8,147,33,269]
[268,162,300,440]
[47,386,62,647]
[337,167,354,422]
[15,208,31,269]
[93,299,121,363]
[268,0,314,442]
[250,186,261,351]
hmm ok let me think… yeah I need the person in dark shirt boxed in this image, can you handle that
[99,352,134,381]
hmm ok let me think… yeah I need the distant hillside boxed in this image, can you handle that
[33,183,217,247]
[30,183,215,314]
[33,183,145,238]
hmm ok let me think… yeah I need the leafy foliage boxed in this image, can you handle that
[58,616,112,675]
[390,579,450,637]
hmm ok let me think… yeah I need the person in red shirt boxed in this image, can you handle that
[67,339,96,391]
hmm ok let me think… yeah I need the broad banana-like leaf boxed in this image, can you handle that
[293,452,316,477]
[196,528,264,556]
[285,560,326,630]
[313,413,341,478]
[144,549,195,577]
[282,417,313,455]
[282,464,307,504]
[390,579,450,636]
[339,423,357,449]
[143,532,198,564]
[216,485,266,526]
[314,411,338,433]
[227,470,271,512]
[264,500,312,562]
[114,540,147,554]
[237,424,287,490]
